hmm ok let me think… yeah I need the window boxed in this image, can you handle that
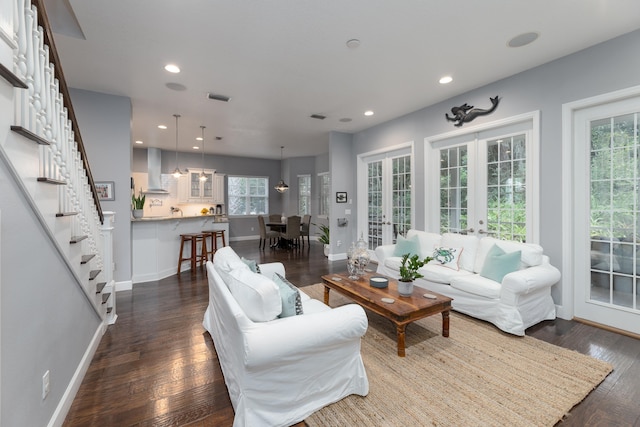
[318,172,330,217]
[227,176,269,215]
[298,174,311,215]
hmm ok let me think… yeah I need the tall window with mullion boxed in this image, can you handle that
[298,174,311,215]
[318,172,330,217]
[228,176,269,215]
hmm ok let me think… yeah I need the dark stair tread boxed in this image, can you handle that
[81,254,96,264]
[11,125,50,145]
[89,269,101,280]
[101,292,111,304]
[0,63,28,88]
[56,212,79,217]
[106,306,113,314]
[37,177,66,185]
[95,282,107,293]
[70,235,88,243]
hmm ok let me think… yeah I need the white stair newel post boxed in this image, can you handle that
[100,211,117,325]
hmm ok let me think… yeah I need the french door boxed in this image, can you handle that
[572,95,640,334]
[358,144,414,250]
[428,114,538,243]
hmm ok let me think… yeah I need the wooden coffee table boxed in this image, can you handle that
[321,271,452,357]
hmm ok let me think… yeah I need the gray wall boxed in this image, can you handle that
[70,89,133,284]
[350,29,640,305]
[0,164,101,427]
[329,131,356,257]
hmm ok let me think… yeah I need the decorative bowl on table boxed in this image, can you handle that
[369,276,389,288]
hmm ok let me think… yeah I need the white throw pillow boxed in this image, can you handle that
[407,230,442,259]
[431,247,463,270]
[224,268,282,322]
[441,233,479,272]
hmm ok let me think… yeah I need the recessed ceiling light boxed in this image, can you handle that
[164,64,180,73]
[196,137,203,141]
[364,110,374,116]
[193,146,199,150]
[158,125,167,130]
[508,32,539,48]
[439,76,453,84]
[135,140,143,144]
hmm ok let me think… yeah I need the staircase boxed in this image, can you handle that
[0,0,116,325]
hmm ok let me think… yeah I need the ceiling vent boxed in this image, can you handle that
[310,114,326,120]
[207,92,231,102]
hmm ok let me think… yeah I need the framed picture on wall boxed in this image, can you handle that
[95,181,115,201]
[336,192,347,203]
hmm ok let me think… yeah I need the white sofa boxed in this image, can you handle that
[375,230,561,336]
[203,246,369,427]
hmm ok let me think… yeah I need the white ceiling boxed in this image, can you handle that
[48,0,640,160]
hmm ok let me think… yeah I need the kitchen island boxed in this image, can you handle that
[132,214,229,283]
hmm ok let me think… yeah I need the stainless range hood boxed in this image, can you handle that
[143,147,169,194]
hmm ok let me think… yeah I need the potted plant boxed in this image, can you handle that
[314,223,330,257]
[398,253,432,296]
[131,188,145,219]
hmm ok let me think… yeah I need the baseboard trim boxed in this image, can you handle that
[115,279,133,292]
[573,317,640,340]
[47,323,103,427]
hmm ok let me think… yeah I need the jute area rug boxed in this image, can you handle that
[302,283,613,427]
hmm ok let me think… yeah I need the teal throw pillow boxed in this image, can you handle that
[393,234,420,258]
[480,244,521,283]
[241,257,261,274]
[272,273,304,318]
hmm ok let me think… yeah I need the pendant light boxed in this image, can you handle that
[274,146,289,193]
[199,125,208,181]
[172,114,184,178]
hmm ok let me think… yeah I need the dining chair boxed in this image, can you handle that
[280,215,301,249]
[300,215,311,247]
[258,215,279,250]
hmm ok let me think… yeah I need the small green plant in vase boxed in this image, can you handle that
[398,253,433,296]
[131,188,145,218]
[313,222,330,256]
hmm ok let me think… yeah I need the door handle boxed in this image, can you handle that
[463,228,474,233]
[478,229,495,235]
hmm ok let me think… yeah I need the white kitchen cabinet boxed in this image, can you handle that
[213,173,225,205]
[178,169,215,203]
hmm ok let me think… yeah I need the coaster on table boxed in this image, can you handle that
[381,297,395,304]
[423,293,437,299]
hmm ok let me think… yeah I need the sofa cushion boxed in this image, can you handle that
[214,246,251,274]
[441,233,479,272]
[407,230,442,259]
[431,247,463,270]
[450,274,502,299]
[272,273,304,318]
[419,263,473,284]
[480,244,521,283]
[220,267,282,322]
[393,234,420,257]
[473,237,543,273]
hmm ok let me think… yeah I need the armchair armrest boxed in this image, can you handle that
[243,304,368,368]
[374,244,396,264]
[257,262,285,279]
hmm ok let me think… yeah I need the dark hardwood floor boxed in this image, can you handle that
[63,240,640,427]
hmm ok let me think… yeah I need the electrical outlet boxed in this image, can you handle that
[42,370,50,400]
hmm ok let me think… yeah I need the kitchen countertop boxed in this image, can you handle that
[131,214,229,222]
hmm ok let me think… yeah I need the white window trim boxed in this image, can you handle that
[227,175,269,217]
[317,172,329,219]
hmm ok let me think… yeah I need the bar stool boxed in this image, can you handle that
[202,229,226,260]
[177,233,208,274]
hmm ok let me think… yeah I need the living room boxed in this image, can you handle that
[2,1,640,426]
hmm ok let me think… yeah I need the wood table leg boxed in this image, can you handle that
[442,310,450,337]
[396,324,406,357]
[323,286,330,305]
[190,238,197,275]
